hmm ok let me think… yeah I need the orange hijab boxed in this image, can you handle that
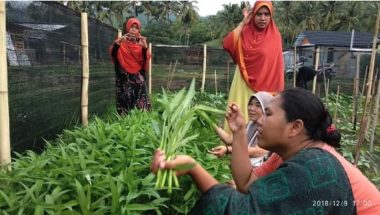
[223,1,284,92]
[116,18,149,74]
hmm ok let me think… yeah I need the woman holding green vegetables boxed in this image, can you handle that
[151,88,380,214]
[209,92,273,167]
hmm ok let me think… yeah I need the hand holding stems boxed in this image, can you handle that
[151,149,218,193]
[209,145,229,157]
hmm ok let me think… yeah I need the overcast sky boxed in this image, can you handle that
[196,0,251,17]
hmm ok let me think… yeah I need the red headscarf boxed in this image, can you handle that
[115,18,149,74]
[223,0,284,93]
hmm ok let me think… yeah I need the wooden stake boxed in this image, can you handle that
[312,46,320,94]
[369,72,380,152]
[361,65,368,96]
[227,61,230,94]
[166,62,172,89]
[333,85,340,123]
[352,54,360,128]
[81,13,89,127]
[214,70,217,94]
[371,68,378,96]
[201,44,207,92]
[168,60,177,90]
[325,79,330,108]
[354,4,380,165]
[293,46,297,88]
[0,1,11,167]
[148,43,152,94]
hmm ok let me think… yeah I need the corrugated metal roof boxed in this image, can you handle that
[18,23,66,31]
[294,31,375,48]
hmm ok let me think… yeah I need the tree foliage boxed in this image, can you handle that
[61,1,378,47]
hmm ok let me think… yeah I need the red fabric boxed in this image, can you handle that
[223,0,284,93]
[113,18,150,74]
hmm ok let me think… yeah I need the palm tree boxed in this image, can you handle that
[274,1,299,48]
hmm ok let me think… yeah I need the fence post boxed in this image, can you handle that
[214,70,217,94]
[0,1,11,167]
[354,3,380,165]
[148,43,152,95]
[201,44,207,92]
[81,12,89,127]
[369,73,380,152]
[293,46,297,88]
[312,46,320,94]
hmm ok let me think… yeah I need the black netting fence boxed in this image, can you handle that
[6,1,117,152]
[150,45,233,94]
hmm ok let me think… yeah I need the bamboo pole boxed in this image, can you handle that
[168,60,177,90]
[227,61,230,93]
[333,85,340,123]
[166,62,172,89]
[369,73,380,152]
[371,68,378,96]
[201,44,207,92]
[148,43,152,94]
[325,79,330,108]
[354,4,380,165]
[293,46,297,88]
[0,1,11,167]
[81,13,89,127]
[361,65,368,96]
[352,54,360,128]
[214,70,218,94]
[312,46,320,94]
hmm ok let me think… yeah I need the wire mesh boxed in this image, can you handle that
[6,1,117,152]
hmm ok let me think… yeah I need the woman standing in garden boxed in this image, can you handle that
[110,17,151,115]
[209,91,273,167]
[223,0,284,128]
[151,88,380,214]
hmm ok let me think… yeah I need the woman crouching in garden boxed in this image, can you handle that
[151,88,380,214]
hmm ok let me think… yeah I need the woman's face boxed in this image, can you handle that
[129,23,139,35]
[247,97,264,122]
[256,96,290,150]
[254,6,271,29]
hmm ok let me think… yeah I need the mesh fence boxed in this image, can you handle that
[6,1,117,152]
[150,45,233,94]
[283,47,379,97]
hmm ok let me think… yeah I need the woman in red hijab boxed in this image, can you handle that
[223,1,284,128]
[110,17,151,115]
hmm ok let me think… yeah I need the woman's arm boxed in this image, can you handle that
[214,127,233,145]
[248,145,268,158]
[226,104,255,193]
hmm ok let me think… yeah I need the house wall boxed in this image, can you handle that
[297,46,365,78]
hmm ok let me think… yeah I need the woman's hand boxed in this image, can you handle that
[226,104,246,133]
[139,36,148,49]
[208,145,228,157]
[241,7,252,26]
[114,36,124,45]
[151,149,197,177]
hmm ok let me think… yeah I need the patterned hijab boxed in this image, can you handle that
[117,18,145,74]
[223,0,284,93]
